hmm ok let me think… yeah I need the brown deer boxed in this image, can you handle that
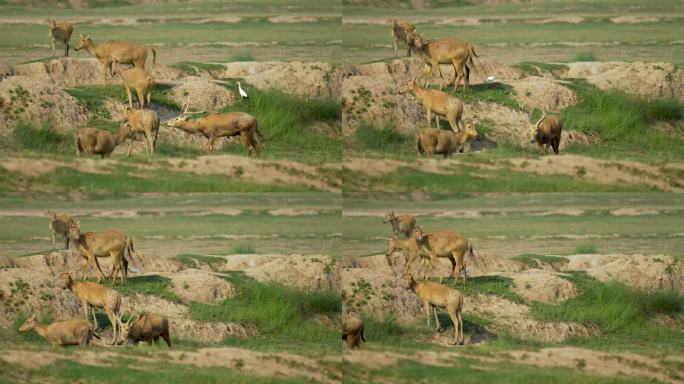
[399,78,464,132]
[61,272,122,345]
[406,31,478,92]
[45,19,74,57]
[529,109,563,155]
[74,123,131,158]
[409,226,477,284]
[74,33,156,83]
[68,221,134,284]
[120,312,171,347]
[342,316,365,348]
[383,210,416,238]
[403,273,465,345]
[48,210,75,250]
[388,18,416,58]
[416,121,478,157]
[165,97,263,156]
[113,61,155,110]
[121,107,160,156]
[18,314,99,347]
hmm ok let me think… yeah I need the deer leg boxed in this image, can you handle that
[405,250,419,274]
[50,230,56,249]
[90,253,107,283]
[393,38,398,58]
[136,88,145,110]
[425,301,431,328]
[448,255,457,281]
[106,309,117,345]
[51,38,56,57]
[145,130,154,155]
[426,108,432,129]
[91,306,99,330]
[240,132,252,156]
[64,234,69,250]
[423,64,431,87]
[448,309,460,345]
[80,256,89,279]
[433,305,441,331]
[65,42,69,57]
[207,137,216,154]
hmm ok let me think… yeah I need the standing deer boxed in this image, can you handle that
[68,221,134,284]
[74,33,156,83]
[388,18,416,58]
[121,107,160,156]
[383,210,416,238]
[113,61,155,110]
[399,78,464,132]
[48,210,75,250]
[45,19,74,57]
[406,31,478,92]
[165,97,263,156]
[529,109,563,155]
[409,226,478,284]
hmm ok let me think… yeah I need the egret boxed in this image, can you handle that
[238,81,248,99]
[485,75,496,84]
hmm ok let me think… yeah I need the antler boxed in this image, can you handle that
[180,96,205,116]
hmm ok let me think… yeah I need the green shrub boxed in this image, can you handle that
[354,121,412,153]
[12,123,70,153]
[230,52,255,62]
[575,52,597,61]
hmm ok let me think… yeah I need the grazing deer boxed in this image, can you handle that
[45,19,74,57]
[388,18,416,58]
[406,32,478,92]
[342,316,365,348]
[61,272,122,345]
[48,210,75,250]
[120,312,171,347]
[165,97,263,156]
[529,109,563,155]
[74,124,131,158]
[416,121,478,157]
[399,78,464,132]
[74,33,157,83]
[113,61,155,110]
[18,314,99,347]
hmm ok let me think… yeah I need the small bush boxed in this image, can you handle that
[13,123,70,153]
[575,52,597,62]
[230,52,255,62]
[231,244,254,254]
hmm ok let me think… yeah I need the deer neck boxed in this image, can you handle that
[412,85,429,100]
[115,126,129,145]
[32,321,49,339]
[177,119,204,133]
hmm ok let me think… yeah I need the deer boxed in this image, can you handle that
[408,226,478,285]
[403,273,465,345]
[399,78,464,132]
[119,312,171,347]
[45,19,74,57]
[165,97,263,156]
[112,61,155,110]
[406,31,479,92]
[383,210,416,238]
[74,123,131,159]
[342,316,365,348]
[416,121,478,157]
[68,221,135,285]
[61,272,122,345]
[74,33,157,84]
[48,210,75,250]
[388,18,416,58]
[18,314,99,347]
[529,108,563,155]
[386,236,431,278]
[121,107,160,156]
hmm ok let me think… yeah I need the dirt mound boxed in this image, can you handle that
[498,269,577,303]
[0,61,14,79]
[159,269,235,304]
[221,254,338,291]
[509,76,577,111]
[564,62,684,100]
[170,76,236,111]
[564,254,684,292]
[0,75,89,132]
[220,62,339,98]
[12,58,182,87]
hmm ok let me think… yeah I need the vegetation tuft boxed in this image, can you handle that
[12,123,71,153]
[353,120,413,154]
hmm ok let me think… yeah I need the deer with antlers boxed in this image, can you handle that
[523,102,563,155]
[165,97,263,156]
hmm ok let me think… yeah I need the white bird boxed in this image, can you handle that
[485,75,497,83]
[238,81,248,99]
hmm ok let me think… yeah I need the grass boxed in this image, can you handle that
[188,272,340,353]
[575,52,597,61]
[352,120,413,155]
[101,275,181,304]
[531,272,684,353]
[170,61,225,75]
[575,244,597,254]
[230,52,255,62]
[11,122,71,153]
[450,275,525,304]
[511,254,569,270]
[512,61,569,77]
[231,244,255,254]
[172,254,226,271]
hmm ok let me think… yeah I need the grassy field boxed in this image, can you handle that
[342,0,684,64]
[0,0,341,64]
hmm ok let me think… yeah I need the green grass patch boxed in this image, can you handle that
[574,244,597,254]
[531,272,684,353]
[101,275,181,304]
[512,61,569,77]
[231,244,255,254]
[575,52,597,61]
[189,271,339,353]
[12,122,71,153]
[512,253,569,270]
[451,275,525,303]
[171,253,225,271]
[230,52,255,62]
[451,82,519,111]
[170,61,225,75]
[352,120,413,154]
